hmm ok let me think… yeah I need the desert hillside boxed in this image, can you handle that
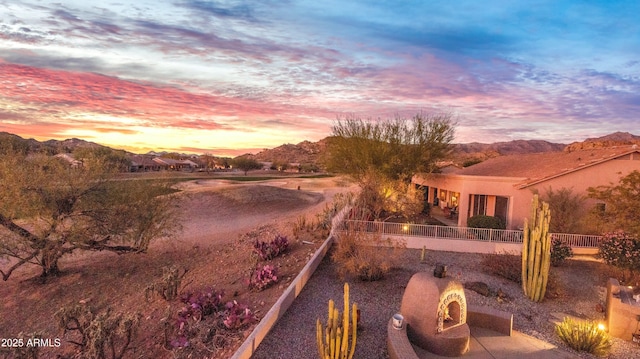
[2,131,639,169]
[564,131,640,152]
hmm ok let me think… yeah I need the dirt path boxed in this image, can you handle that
[165,177,356,248]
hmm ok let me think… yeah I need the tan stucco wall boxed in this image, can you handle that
[415,156,640,231]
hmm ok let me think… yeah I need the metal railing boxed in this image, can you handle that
[339,220,603,248]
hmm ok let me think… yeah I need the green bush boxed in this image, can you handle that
[555,317,611,356]
[598,230,640,271]
[467,215,505,229]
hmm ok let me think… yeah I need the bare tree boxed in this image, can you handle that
[0,153,180,281]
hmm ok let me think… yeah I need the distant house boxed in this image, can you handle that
[129,155,161,172]
[413,145,640,230]
[152,157,198,171]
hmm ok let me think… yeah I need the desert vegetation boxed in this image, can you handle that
[326,113,454,220]
[0,150,179,281]
[0,155,350,359]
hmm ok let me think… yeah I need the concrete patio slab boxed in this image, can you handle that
[412,326,580,359]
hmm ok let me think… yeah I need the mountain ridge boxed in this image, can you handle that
[2,131,639,167]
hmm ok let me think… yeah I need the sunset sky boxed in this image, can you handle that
[1,1,639,156]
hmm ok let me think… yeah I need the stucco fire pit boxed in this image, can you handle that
[399,271,470,357]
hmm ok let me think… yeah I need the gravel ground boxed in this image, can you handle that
[252,249,640,359]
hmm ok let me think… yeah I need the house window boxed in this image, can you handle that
[472,195,488,216]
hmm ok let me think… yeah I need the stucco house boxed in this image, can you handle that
[413,145,640,230]
[152,157,198,171]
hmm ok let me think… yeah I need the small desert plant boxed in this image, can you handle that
[253,234,289,261]
[249,264,279,291]
[467,215,505,229]
[332,222,405,281]
[551,238,573,266]
[55,304,140,359]
[168,289,256,350]
[223,301,258,329]
[179,289,225,321]
[145,265,189,301]
[554,317,611,356]
[293,215,308,239]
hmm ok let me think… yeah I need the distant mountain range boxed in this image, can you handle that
[2,131,640,168]
[564,131,640,152]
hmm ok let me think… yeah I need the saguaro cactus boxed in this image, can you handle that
[316,283,358,359]
[521,194,552,302]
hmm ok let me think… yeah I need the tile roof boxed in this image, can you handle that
[452,145,640,188]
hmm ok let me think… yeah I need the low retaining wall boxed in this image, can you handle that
[387,319,420,359]
[231,235,334,359]
[231,206,351,359]
[388,234,523,254]
[387,306,513,359]
[467,305,513,336]
[605,278,640,341]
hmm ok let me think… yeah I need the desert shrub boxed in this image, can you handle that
[462,158,483,167]
[332,222,405,281]
[293,215,308,239]
[598,231,640,274]
[467,215,505,229]
[168,289,256,351]
[55,304,140,359]
[178,289,225,321]
[249,264,279,291]
[145,265,189,301]
[253,234,289,261]
[555,317,611,356]
[541,187,587,233]
[223,301,257,329]
[551,238,573,266]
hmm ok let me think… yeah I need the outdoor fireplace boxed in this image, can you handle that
[399,271,470,357]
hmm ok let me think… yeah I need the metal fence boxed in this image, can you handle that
[339,220,603,248]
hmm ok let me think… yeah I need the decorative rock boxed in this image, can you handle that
[464,281,491,297]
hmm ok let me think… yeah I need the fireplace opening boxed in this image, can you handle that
[443,301,461,330]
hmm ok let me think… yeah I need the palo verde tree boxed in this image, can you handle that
[232,156,263,175]
[326,112,455,218]
[0,152,180,281]
[587,170,640,238]
[327,112,455,183]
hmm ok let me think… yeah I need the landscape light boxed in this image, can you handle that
[597,323,606,331]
